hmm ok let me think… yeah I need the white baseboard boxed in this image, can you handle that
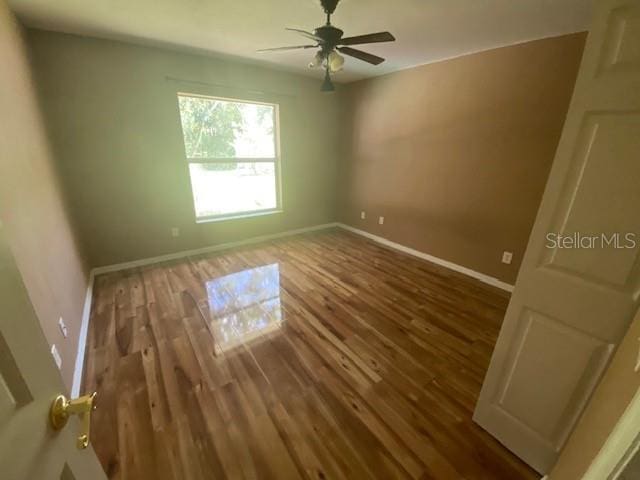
[336,223,514,292]
[72,220,513,395]
[92,222,340,275]
[71,269,95,397]
[70,222,339,394]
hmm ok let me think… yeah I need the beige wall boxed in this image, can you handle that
[338,33,586,284]
[551,308,640,479]
[27,29,586,285]
[27,30,342,268]
[0,7,88,390]
[15,28,587,391]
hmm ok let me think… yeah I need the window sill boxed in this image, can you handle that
[196,209,283,224]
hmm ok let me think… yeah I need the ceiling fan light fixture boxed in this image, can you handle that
[258,0,395,89]
[328,50,344,73]
[308,51,324,68]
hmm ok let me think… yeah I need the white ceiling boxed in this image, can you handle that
[9,0,593,83]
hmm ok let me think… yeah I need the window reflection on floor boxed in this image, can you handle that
[206,263,283,353]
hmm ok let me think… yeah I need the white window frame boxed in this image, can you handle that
[177,92,282,223]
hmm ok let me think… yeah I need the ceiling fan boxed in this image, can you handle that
[258,0,395,91]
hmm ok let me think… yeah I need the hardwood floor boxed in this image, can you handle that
[83,229,537,480]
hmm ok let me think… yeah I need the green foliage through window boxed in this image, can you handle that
[178,95,275,161]
[177,94,280,220]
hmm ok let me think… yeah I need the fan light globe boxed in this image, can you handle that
[328,51,345,72]
[308,51,324,68]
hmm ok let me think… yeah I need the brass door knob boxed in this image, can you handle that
[49,392,97,449]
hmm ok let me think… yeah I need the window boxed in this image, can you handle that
[177,93,281,222]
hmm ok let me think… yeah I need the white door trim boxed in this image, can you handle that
[71,270,95,397]
[581,387,640,479]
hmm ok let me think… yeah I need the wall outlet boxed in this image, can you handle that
[378,216,385,225]
[360,211,366,220]
[51,344,62,370]
[502,251,513,264]
[171,227,180,237]
[58,317,68,338]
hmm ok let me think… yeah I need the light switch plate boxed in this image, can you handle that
[360,211,366,220]
[502,251,513,264]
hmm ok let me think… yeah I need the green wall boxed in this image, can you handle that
[28,30,343,268]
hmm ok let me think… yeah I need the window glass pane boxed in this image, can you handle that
[189,163,277,218]
[178,95,275,159]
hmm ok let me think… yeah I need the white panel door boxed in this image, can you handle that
[0,225,107,478]
[473,0,640,474]
[0,1,105,476]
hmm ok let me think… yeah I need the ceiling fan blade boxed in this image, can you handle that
[339,31,395,46]
[337,46,385,65]
[257,45,316,52]
[285,27,324,43]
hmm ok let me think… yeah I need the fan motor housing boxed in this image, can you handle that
[314,25,344,50]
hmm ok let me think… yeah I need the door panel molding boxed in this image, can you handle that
[597,6,640,75]
[494,309,614,446]
[542,111,640,289]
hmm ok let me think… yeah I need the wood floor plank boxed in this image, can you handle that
[84,229,537,479]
